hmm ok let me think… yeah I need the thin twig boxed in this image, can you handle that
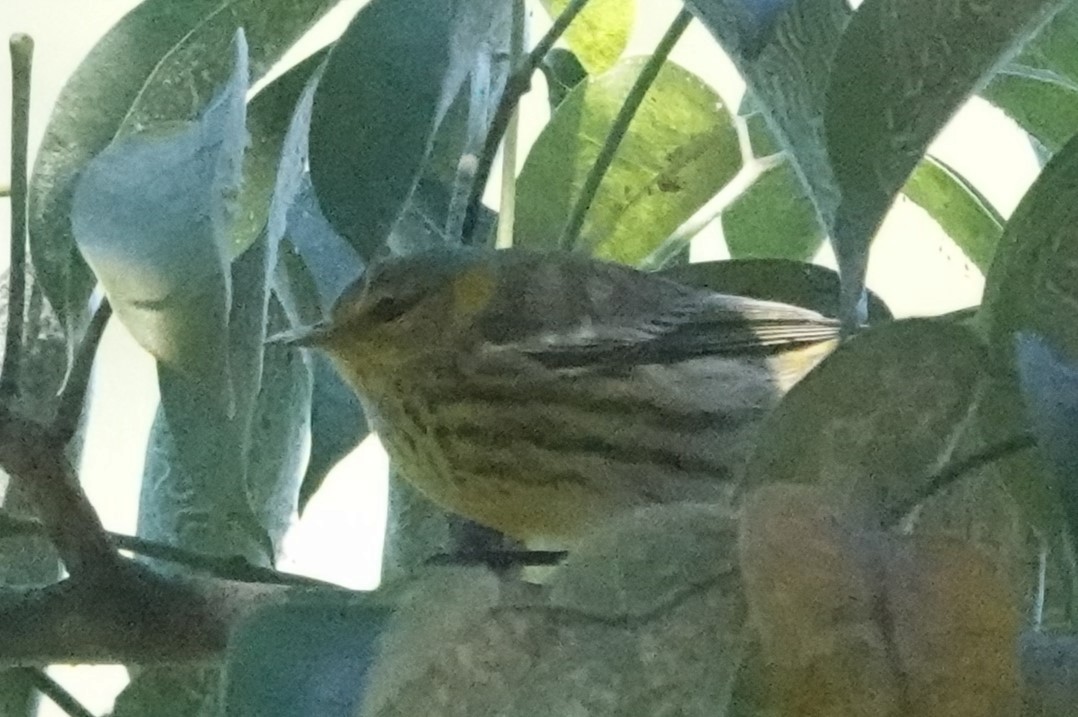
[445,55,493,240]
[461,0,594,242]
[19,668,95,717]
[883,432,1037,527]
[495,0,527,249]
[53,298,111,446]
[426,549,568,568]
[2,35,35,402]
[0,512,340,588]
[557,9,693,250]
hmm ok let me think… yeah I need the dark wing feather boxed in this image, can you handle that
[474,251,841,370]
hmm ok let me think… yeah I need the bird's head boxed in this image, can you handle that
[277,248,499,383]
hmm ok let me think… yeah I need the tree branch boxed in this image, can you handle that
[2,35,34,403]
[0,411,119,583]
[0,561,306,665]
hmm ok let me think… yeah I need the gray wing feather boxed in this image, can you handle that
[475,252,841,369]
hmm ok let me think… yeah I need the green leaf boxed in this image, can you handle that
[683,0,799,60]
[236,49,327,428]
[689,0,851,228]
[1017,334,1078,480]
[28,0,344,356]
[825,0,1069,322]
[139,365,297,565]
[244,47,330,250]
[226,56,325,541]
[140,269,312,567]
[982,3,1078,154]
[245,308,315,554]
[0,675,34,717]
[299,354,368,513]
[661,258,891,322]
[745,319,987,521]
[137,62,317,558]
[735,112,1004,272]
[515,58,740,265]
[309,0,511,258]
[1012,335,1078,560]
[996,2,1078,91]
[264,92,374,515]
[540,48,588,110]
[983,345,1068,538]
[71,31,248,391]
[224,598,390,716]
[140,373,265,565]
[265,53,364,325]
[688,0,852,317]
[539,0,635,73]
[722,160,825,261]
[982,130,1078,366]
[1006,2,1078,85]
[902,156,1005,273]
[982,67,1078,154]
[277,179,365,324]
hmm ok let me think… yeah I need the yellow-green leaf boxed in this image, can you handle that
[541,0,635,73]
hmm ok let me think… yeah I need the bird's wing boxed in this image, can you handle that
[473,253,842,370]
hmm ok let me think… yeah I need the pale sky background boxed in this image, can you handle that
[0,0,1041,714]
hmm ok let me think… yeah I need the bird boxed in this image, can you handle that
[281,247,841,545]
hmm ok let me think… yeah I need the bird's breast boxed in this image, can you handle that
[350,353,795,544]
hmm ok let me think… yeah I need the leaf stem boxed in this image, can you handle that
[557,9,692,250]
[883,432,1036,527]
[461,0,594,243]
[2,34,34,403]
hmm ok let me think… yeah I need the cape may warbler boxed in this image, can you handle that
[284,248,840,544]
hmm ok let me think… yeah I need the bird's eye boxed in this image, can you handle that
[367,295,410,323]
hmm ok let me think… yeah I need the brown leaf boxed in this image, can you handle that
[739,484,901,716]
[886,537,1021,717]
[739,484,1020,716]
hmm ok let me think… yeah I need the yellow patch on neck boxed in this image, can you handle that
[452,266,497,318]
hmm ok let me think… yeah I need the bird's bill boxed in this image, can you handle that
[265,322,335,347]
